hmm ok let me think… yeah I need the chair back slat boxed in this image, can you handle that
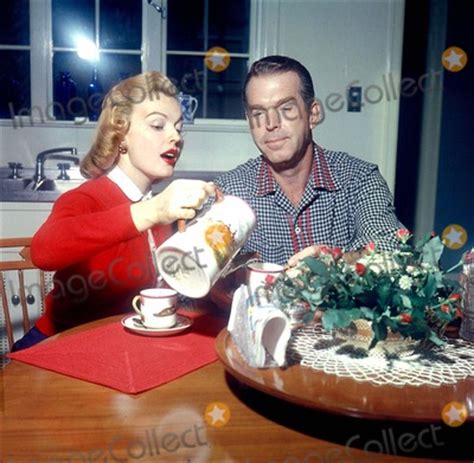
[0,270,14,350]
[0,237,47,352]
[18,270,31,334]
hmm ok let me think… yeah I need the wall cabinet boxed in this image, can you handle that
[1,202,52,238]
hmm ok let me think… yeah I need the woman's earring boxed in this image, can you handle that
[118,143,128,155]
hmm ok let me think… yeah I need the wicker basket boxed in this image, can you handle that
[333,319,419,355]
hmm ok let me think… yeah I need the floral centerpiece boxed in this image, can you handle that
[272,230,464,349]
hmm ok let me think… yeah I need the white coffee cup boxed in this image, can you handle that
[247,262,285,306]
[132,288,178,329]
[155,195,256,298]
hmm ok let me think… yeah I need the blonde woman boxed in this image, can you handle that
[13,72,215,351]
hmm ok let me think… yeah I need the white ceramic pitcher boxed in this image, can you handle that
[155,195,256,298]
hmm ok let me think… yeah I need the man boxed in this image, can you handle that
[214,55,401,267]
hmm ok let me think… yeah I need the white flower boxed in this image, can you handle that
[406,265,422,277]
[398,275,413,290]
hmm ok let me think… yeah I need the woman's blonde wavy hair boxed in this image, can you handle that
[80,71,178,178]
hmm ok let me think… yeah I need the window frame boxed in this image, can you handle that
[0,0,268,131]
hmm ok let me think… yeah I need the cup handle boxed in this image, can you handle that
[132,295,143,317]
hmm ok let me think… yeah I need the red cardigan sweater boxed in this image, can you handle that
[31,176,172,335]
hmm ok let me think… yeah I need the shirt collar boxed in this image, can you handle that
[255,142,339,196]
[107,165,151,202]
[310,143,339,191]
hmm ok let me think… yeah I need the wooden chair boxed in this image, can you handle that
[0,237,51,351]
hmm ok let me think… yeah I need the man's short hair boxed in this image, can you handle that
[242,55,316,111]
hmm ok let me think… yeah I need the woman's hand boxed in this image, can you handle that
[131,180,216,231]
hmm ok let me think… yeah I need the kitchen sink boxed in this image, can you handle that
[32,178,85,193]
[0,178,33,191]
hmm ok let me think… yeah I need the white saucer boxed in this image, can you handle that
[121,314,193,337]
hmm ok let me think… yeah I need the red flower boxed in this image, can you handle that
[355,263,366,276]
[264,274,276,285]
[456,308,463,318]
[331,247,343,259]
[396,228,410,241]
[365,242,376,253]
[319,246,331,255]
[449,293,461,301]
[440,304,450,314]
[400,313,412,323]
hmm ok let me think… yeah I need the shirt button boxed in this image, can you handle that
[295,227,301,234]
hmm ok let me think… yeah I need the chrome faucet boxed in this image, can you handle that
[33,147,78,188]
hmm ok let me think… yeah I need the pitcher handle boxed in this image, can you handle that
[190,96,199,115]
[177,186,224,233]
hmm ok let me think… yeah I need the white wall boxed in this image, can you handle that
[274,0,405,189]
[0,0,405,190]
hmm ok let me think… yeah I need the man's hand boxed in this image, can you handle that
[287,245,365,267]
[287,244,325,267]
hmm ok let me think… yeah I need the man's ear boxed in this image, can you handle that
[309,99,321,129]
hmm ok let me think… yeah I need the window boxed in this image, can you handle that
[51,0,142,120]
[166,0,251,120]
[0,0,254,124]
[0,0,31,118]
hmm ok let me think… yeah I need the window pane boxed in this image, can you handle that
[208,0,249,53]
[100,0,142,50]
[98,53,142,93]
[52,0,95,48]
[167,55,205,118]
[53,51,141,120]
[167,55,247,120]
[167,0,204,51]
[207,58,247,119]
[0,51,30,118]
[0,0,29,45]
[53,52,92,120]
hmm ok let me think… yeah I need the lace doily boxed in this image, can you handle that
[287,324,474,387]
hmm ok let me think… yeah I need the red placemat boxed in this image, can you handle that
[8,311,227,394]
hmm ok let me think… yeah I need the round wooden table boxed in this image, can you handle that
[215,328,474,423]
[2,316,473,462]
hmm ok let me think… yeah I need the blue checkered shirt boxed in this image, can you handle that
[214,144,402,265]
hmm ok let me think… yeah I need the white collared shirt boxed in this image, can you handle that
[107,165,151,202]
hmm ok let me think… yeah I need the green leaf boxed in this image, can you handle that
[303,257,329,277]
[422,236,444,266]
[376,282,391,306]
[321,308,361,331]
[415,233,432,251]
[399,294,413,309]
[423,273,437,298]
[360,307,375,320]
[372,319,388,341]
[428,331,446,347]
